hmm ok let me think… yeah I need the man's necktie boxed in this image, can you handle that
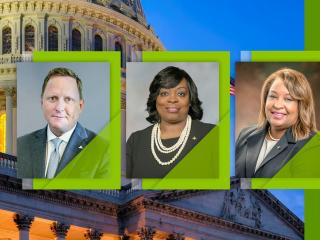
[46,138,62,178]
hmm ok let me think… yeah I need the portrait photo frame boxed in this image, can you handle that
[126,51,230,190]
[18,51,121,190]
[238,51,320,190]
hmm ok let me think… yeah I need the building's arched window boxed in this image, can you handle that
[2,27,12,54]
[115,41,124,67]
[94,34,103,51]
[24,25,35,51]
[72,29,81,51]
[48,25,58,51]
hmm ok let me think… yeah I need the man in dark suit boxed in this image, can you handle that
[17,67,100,178]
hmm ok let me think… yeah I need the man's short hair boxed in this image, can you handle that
[41,67,83,100]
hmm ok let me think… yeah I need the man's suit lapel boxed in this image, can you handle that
[31,127,47,178]
[245,128,265,177]
[55,123,89,176]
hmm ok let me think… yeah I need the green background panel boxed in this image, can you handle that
[31,51,121,189]
[141,51,230,190]
[248,51,320,190]
[305,1,320,239]
[251,51,320,61]
[305,0,320,51]
[271,133,320,178]
[305,190,320,240]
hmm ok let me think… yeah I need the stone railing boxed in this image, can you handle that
[0,53,32,64]
[0,152,17,168]
[0,152,17,176]
[83,184,145,203]
[0,152,142,201]
[0,151,145,202]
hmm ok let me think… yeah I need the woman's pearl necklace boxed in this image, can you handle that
[151,115,192,166]
[268,127,280,141]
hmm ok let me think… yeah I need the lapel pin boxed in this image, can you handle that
[78,146,83,149]
[277,145,281,149]
[192,136,197,140]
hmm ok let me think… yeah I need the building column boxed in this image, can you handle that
[86,25,93,50]
[120,233,130,240]
[137,226,155,240]
[50,222,70,240]
[12,15,22,54]
[166,232,185,240]
[104,32,109,51]
[13,213,34,240]
[61,17,70,51]
[107,34,114,50]
[38,14,46,51]
[84,229,103,240]
[5,87,14,155]
[126,44,131,62]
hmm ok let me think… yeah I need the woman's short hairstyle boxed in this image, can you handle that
[258,68,317,140]
[146,66,203,123]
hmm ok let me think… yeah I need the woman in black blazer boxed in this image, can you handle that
[236,68,317,178]
[126,66,215,178]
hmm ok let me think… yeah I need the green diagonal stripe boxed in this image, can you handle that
[251,124,320,189]
[273,133,320,178]
[165,126,219,178]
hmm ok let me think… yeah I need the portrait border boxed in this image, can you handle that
[30,51,121,190]
[242,50,320,190]
[141,51,230,190]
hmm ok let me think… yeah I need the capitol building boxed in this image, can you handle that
[0,0,163,155]
[0,1,304,239]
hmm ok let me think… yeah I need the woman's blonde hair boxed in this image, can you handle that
[258,68,317,140]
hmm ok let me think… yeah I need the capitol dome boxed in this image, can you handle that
[93,0,147,26]
[0,0,163,55]
[0,0,164,154]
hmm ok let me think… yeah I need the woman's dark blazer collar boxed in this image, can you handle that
[247,126,296,145]
[245,126,297,178]
[237,123,316,178]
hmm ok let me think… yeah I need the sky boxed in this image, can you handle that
[141,0,305,220]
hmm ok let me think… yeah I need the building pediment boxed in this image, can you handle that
[141,186,303,239]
